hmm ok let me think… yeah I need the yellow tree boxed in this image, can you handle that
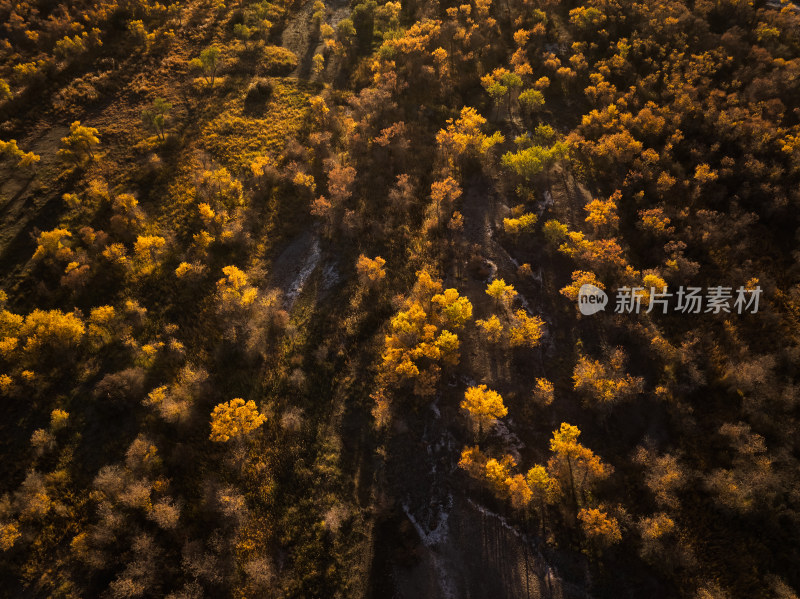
[431,288,473,328]
[0,522,20,551]
[435,329,460,367]
[20,310,85,354]
[548,423,612,509]
[637,512,675,559]
[87,305,117,347]
[459,447,531,511]
[356,255,387,288]
[486,279,517,309]
[640,271,668,306]
[559,270,604,301]
[578,507,622,547]
[572,348,644,408]
[381,301,433,394]
[58,121,100,164]
[584,190,620,234]
[461,384,507,437]
[199,167,244,208]
[693,163,718,185]
[503,212,537,237]
[436,106,504,167]
[430,177,462,225]
[381,270,458,397]
[217,266,258,309]
[379,271,470,400]
[505,474,533,510]
[478,454,523,502]
[133,235,167,276]
[0,139,40,169]
[633,447,685,510]
[209,398,266,442]
[475,314,504,343]
[526,465,560,532]
[458,445,488,478]
[508,310,545,348]
[638,207,673,235]
[532,378,554,406]
[411,269,443,303]
[484,456,515,494]
[32,229,73,263]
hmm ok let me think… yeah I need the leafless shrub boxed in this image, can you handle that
[94,368,147,402]
[148,497,181,530]
[280,407,304,433]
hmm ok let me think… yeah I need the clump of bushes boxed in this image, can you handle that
[260,46,297,76]
[245,77,273,105]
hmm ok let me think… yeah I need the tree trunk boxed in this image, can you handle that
[566,455,578,512]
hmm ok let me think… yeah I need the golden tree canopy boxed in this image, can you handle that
[476,314,504,343]
[58,120,100,163]
[432,288,473,328]
[508,310,545,348]
[356,255,387,286]
[209,398,267,442]
[578,507,622,546]
[217,266,258,308]
[486,279,517,308]
[461,384,508,433]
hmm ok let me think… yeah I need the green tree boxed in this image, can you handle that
[336,18,356,51]
[351,0,377,52]
[190,46,222,85]
[233,23,252,47]
[141,98,172,141]
[431,288,473,328]
[501,141,568,179]
[519,88,545,113]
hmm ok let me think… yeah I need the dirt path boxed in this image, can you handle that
[0,126,72,294]
[281,0,350,80]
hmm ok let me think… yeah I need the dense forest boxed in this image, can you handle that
[1,0,799,596]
